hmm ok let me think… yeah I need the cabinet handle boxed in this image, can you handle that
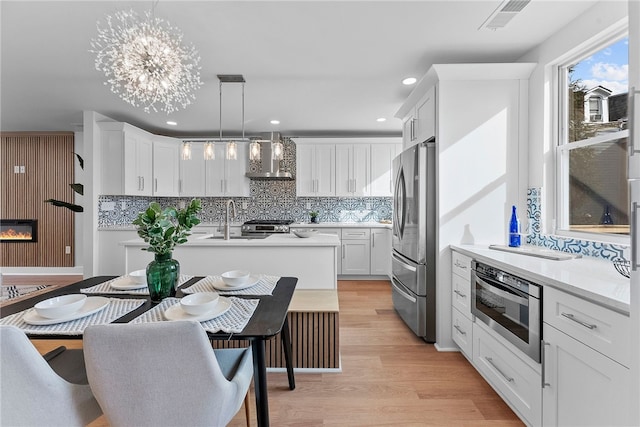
[454,260,468,270]
[453,324,466,336]
[541,341,550,388]
[137,176,141,191]
[485,357,514,383]
[453,290,466,298]
[220,180,224,193]
[630,88,640,154]
[342,244,345,259]
[633,202,639,271]
[179,179,182,194]
[561,312,597,330]
[372,233,375,247]
[141,176,144,191]
[154,178,158,192]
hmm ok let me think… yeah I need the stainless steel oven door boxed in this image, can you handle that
[471,270,541,362]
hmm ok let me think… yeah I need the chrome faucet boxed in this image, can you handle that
[224,199,237,240]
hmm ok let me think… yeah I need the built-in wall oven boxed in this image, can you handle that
[471,261,542,362]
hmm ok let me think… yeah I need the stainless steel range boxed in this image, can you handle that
[241,219,294,236]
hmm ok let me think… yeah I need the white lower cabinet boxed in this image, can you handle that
[370,228,391,277]
[542,323,632,427]
[473,323,542,426]
[340,228,370,275]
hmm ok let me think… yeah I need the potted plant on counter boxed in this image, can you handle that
[133,199,202,302]
[309,210,319,224]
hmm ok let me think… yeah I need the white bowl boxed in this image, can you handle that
[180,292,220,315]
[221,270,251,287]
[34,294,87,319]
[293,229,318,238]
[129,270,147,284]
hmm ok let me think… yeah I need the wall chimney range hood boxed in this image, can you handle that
[245,132,293,180]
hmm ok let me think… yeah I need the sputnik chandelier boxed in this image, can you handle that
[90,7,202,114]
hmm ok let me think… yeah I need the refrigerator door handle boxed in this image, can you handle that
[630,88,640,155]
[391,277,417,303]
[633,201,639,270]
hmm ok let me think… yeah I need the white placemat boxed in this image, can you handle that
[81,275,194,295]
[0,298,145,335]
[130,297,259,334]
[182,275,279,296]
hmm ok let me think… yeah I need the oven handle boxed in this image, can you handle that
[391,277,417,303]
[475,274,529,306]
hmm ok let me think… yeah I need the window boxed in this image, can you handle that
[557,35,629,238]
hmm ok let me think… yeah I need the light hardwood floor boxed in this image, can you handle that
[24,278,522,426]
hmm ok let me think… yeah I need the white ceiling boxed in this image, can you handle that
[0,0,599,138]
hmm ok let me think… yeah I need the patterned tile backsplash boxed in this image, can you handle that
[98,138,392,227]
[525,188,629,261]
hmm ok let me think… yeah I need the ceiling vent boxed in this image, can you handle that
[479,0,530,30]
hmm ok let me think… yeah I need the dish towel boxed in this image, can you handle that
[182,274,280,296]
[130,297,259,334]
[81,275,194,295]
[0,298,145,336]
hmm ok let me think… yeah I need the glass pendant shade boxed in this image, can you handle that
[204,142,215,160]
[249,141,261,161]
[226,141,237,160]
[181,142,192,160]
[272,141,284,161]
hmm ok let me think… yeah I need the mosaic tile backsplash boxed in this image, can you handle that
[98,138,392,227]
[525,188,629,261]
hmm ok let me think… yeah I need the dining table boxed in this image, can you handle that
[0,275,298,427]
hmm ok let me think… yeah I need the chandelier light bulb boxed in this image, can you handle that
[181,142,192,160]
[91,9,203,114]
[249,141,261,161]
[204,142,215,160]
[272,141,284,161]
[226,141,237,160]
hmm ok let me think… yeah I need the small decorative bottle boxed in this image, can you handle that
[601,205,614,225]
[509,205,521,248]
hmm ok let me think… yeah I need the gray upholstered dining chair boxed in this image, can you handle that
[83,321,254,427]
[0,325,103,427]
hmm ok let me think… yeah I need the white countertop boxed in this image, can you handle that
[121,232,341,247]
[292,221,392,229]
[451,244,630,314]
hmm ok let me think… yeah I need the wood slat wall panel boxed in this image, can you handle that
[1,133,74,267]
[210,311,339,369]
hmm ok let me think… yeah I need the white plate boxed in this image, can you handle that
[163,297,232,322]
[110,276,147,290]
[22,297,110,325]
[211,275,260,291]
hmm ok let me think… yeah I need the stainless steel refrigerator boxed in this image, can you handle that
[391,140,436,342]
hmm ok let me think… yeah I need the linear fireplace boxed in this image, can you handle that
[0,219,38,242]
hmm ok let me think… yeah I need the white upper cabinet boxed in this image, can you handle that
[370,143,400,197]
[335,144,370,197]
[100,122,153,196]
[179,141,206,197]
[401,85,436,150]
[152,136,180,197]
[205,142,250,197]
[295,140,336,197]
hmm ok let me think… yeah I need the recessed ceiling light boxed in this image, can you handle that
[402,77,417,85]
[376,118,386,122]
[270,120,280,125]
[166,121,177,126]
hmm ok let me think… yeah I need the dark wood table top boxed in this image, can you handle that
[1,276,298,340]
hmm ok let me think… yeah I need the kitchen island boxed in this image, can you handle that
[121,233,340,290]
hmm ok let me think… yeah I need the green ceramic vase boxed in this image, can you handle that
[146,252,179,303]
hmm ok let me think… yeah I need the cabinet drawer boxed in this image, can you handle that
[452,307,472,358]
[451,251,472,281]
[543,287,630,367]
[473,323,542,426]
[341,228,370,240]
[451,273,472,318]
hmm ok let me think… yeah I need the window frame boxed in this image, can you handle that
[554,29,630,245]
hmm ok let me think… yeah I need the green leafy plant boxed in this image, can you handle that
[44,152,84,212]
[309,211,318,219]
[133,199,202,255]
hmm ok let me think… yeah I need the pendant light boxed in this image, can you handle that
[181,141,192,160]
[204,141,215,160]
[249,140,261,161]
[217,75,246,161]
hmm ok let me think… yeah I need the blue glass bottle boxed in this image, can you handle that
[509,205,521,247]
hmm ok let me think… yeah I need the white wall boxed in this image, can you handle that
[516,1,628,233]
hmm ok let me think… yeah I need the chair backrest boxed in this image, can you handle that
[83,321,245,427]
[0,325,102,427]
